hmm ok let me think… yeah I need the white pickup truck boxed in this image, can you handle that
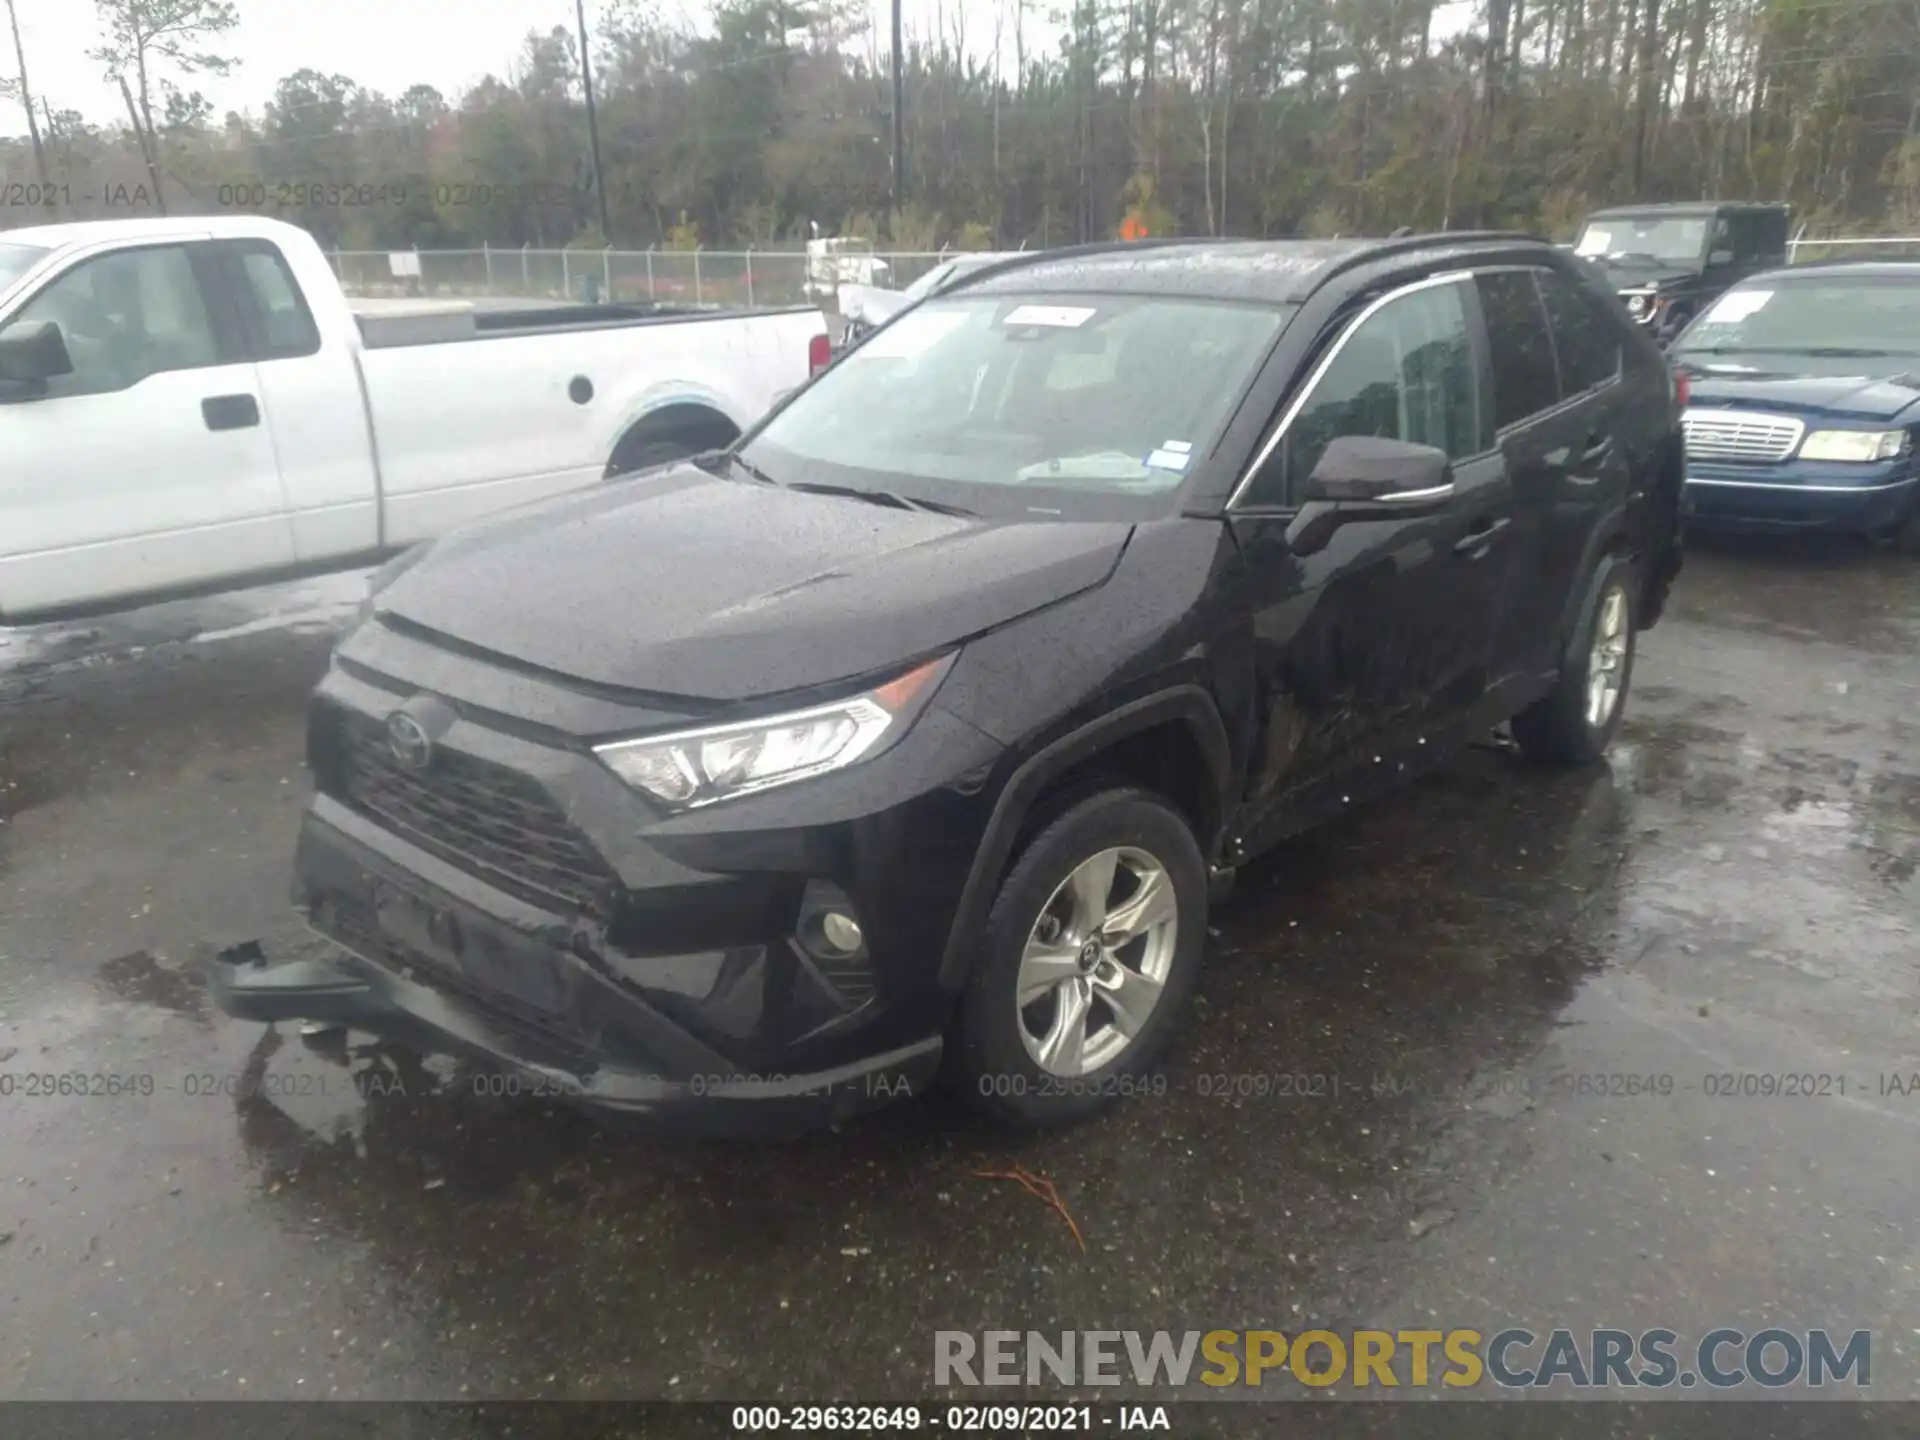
[0,216,828,621]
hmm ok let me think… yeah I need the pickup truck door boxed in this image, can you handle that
[0,239,294,619]
[210,236,382,563]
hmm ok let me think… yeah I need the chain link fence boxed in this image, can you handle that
[329,246,958,308]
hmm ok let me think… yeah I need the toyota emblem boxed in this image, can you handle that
[386,711,433,771]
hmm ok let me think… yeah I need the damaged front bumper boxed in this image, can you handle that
[205,806,944,1138]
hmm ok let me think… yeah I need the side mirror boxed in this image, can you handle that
[0,320,73,395]
[1707,249,1734,266]
[1287,436,1454,556]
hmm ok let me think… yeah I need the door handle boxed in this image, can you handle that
[1577,432,1616,466]
[202,393,261,431]
[1453,515,1511,557]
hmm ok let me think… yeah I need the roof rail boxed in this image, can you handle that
[1297,229,1543,299]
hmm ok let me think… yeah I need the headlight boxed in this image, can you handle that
[1798,429,1910,463]
[594,654,954,810]
[1624,293,1651,318]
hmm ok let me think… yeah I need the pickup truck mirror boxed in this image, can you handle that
[0,320,74,394]
[1287,435,1454,556]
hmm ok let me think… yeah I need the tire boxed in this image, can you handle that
[952,786,1208,1128]
[1512,554,1639,766]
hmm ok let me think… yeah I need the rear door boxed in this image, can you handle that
[0,240,293,619]
[1472,266,1627,679]
[1227,272,1514,846]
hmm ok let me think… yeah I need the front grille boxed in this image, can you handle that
[1683,408,1805,463]
[324,707,618,916]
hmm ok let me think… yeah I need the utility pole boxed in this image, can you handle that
[891,0,906,212]
[574,0,612,242]
[3,0,49,196]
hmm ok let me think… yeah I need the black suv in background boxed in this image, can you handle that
[213,234,1685,1134]
[1574,201,1790,343]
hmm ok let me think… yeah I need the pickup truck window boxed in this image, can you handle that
[0,242,47,291]
[1241,280,1480,509]
[747,293,1284,506]
[229,240,321,359]
[1,244,224,399]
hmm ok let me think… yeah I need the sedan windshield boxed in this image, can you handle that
[1673,277,1920,370]
[0,242,50,291]
[744,293,1286,513]
[1574,217,1706,265]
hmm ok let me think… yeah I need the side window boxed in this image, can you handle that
[1725,215,1762,265]
[0,245,221,399]
[233,242,321,358]
[1536,271,1621,396]
[1241,280,1481,507]
[1474,270,1560,428]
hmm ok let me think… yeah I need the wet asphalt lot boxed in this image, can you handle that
[1,540,1917,1413]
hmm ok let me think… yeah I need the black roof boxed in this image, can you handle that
[1587,201,1789,219]
[961,233,1548,305]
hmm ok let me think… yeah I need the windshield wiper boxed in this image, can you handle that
[785,480,976,518]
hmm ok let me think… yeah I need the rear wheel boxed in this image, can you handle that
[1512,555,1638,766]
[953,787,1207,1127]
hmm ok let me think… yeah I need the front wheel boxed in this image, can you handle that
[952,787,1207,1128]
[1512,555,1638,765]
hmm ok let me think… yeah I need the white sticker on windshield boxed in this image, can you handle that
[1146,447,1191,472]
[1003,304,1097,329]
[1704,289,1773,323]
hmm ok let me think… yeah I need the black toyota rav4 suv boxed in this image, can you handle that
[213,234,1685,1134]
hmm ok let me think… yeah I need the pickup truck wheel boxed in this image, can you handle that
[953,787,1206,1128]
[605,437,703,479]
[1512,555,1638,766]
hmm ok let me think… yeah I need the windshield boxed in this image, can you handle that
[0,242,50,291]
[1672,277,1920,372]
[1574,216,1707,265]
[744,292,1287,514]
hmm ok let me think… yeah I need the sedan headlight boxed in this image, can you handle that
[594,654,953,810]
[1798,429,1910,463]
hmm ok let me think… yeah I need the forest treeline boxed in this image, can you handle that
[3,0,1916,250]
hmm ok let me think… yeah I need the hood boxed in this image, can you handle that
[1587,257,1699,291]
[1678,366,1920,423]
[376,465,1133,703]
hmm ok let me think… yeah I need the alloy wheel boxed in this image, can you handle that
[1586,584,1630,729]
[1015,846,1179,1077]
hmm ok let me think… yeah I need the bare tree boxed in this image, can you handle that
[89,0,239,149]
[4,0,49,193]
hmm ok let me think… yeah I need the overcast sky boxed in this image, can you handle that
[2,0,1035,137]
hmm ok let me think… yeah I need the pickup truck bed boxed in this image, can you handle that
[0,216,826,621]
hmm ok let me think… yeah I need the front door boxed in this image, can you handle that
[0,240,293,618]
[1226,273,1516,849]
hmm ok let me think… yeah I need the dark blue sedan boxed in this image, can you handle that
[1670,263,1920,547]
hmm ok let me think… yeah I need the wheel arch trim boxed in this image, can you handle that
[936,686,1232,989]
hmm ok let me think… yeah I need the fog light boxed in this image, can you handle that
[821,910,863,955]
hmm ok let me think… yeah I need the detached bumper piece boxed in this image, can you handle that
[203,821,944,1139]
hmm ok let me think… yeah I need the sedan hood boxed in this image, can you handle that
[1679,369,1920,423]
[376,465,1133,703]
